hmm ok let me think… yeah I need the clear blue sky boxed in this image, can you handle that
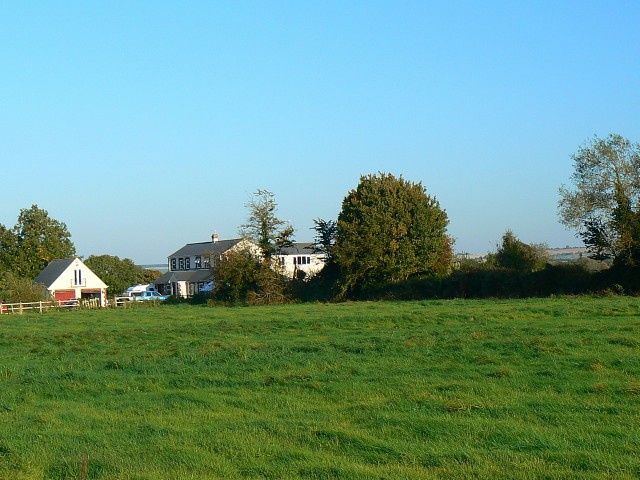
[2,1,639,264]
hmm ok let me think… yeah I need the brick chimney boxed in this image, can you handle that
[212,232,219,243]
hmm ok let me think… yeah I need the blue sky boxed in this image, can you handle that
[2,1,639,264]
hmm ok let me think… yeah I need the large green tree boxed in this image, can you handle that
[84,255,162,296]
[559,134,640,266]
[334,172,453,296]
[0,205,75,279]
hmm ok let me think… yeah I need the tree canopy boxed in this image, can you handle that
[311,218,337,263]
[239,189,294,260]
[493,230,548,272]
[559,134,640,266]
[333,172,453,296]
[84,255,161,296]
[0,205,75,279]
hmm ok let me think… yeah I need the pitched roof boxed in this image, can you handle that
[169,239,244,258]
[33,258,76,287]
[154,270,214,284]
[277,242,316,256]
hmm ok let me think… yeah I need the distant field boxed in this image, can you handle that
[1,298,639,479]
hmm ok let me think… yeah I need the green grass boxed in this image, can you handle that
[1,297,639,479]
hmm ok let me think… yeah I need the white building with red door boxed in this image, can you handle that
[34,257,108,307]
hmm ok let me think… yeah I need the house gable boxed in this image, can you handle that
[34,257,108,307]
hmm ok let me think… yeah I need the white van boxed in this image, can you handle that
[122,284,157,299]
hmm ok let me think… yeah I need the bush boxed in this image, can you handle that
[0,270,49,303]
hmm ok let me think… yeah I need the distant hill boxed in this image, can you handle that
[457,247,590,263]
[546,247,589,262]
[139,264,168,273]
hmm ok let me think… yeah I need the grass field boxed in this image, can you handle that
[0,297,639,479]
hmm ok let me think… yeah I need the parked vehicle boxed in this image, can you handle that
[122,284,157,299]
[132,291,167,301]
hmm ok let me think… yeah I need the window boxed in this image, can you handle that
[171,258,177,271]
[185,257,191,269]
[179,258,184,270]
[195,256,201,268]
[204,257,210,268]
[294,256,310,266]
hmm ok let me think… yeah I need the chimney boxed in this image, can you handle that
[212,231,219,243]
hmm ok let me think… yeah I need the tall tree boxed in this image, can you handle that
[333,172,453,296]
[239,189,294,260]
[559,134,640,266]
[0,224,14,273]
[5,205,75,279]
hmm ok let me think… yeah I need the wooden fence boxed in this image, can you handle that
[0,298,101,315]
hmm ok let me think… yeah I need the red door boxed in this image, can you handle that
[55,290,76,302]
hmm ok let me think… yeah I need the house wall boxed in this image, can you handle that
[277,254,325,279]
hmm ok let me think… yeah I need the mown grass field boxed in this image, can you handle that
[1,297,639,479]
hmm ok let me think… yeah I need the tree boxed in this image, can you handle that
[333,172,453,296]
[239,189,294,260]
[216,189,295,304]
[212,247,261,304]
[494,230,548,272]
[1,205,75,279]
[0,224,13,273]
[84,255,161,296]
[0,270,49,303]
[311,218,337,263]
[559,134,640,266]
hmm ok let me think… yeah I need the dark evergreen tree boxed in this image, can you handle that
[334,172,452,297]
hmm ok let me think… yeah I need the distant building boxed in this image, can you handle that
[153,233,258,298]
[34,257,108,307]
[154,234,327,298]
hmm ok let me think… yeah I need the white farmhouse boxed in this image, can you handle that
[275,242,325,279]
[153,233,259,298]
[33,257,108,307]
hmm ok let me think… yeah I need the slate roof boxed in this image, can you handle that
[33,258,76,287]
[168,239,244,258]
[153,269,214,284]
[277,242,316,256]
